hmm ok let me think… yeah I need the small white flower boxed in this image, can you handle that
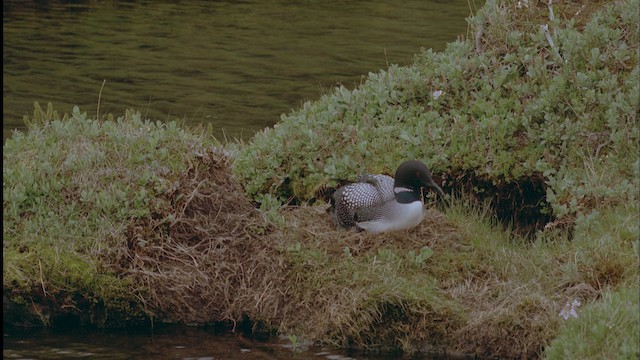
[432,90,443,99]
[559,298,581,320]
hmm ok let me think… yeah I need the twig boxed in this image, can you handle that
[475,22,484,54]
[97,79,107,120]
[542,24,562,62]
[384,48,389,69]
[542,0,562,62]
[38,259,48,297]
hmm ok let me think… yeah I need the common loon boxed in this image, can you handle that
[329,160,444,233]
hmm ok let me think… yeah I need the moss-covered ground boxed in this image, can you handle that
[3,0,638,359]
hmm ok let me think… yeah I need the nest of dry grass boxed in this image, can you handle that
[275,205,459,260]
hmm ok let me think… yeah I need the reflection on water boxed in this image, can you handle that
[3,0,474,141]
[3,325,471,360]
[3,326,348,360]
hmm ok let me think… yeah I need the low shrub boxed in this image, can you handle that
[234,0,638,232]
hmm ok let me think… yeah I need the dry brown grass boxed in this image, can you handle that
[96,158,475,352]
[101,148,287,325]
[276,205,459,257]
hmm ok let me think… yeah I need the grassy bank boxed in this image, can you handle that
[3,0,639,359]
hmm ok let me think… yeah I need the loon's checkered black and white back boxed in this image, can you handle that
[330,174,395,228]
[328,160,445,233]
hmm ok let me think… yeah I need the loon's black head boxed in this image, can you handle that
[394,160,444,197]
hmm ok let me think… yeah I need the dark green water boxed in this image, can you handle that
[3,325,476,360]
[1,326,367,360]
[3,0,476,141]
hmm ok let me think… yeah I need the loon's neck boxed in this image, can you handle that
[394,188,421,204]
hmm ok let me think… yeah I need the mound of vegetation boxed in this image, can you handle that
[3,104,283,327]
[233,0,639,234]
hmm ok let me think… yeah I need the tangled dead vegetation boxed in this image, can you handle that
[103,148,287,326]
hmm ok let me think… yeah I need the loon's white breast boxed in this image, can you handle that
[355,199,424,233]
